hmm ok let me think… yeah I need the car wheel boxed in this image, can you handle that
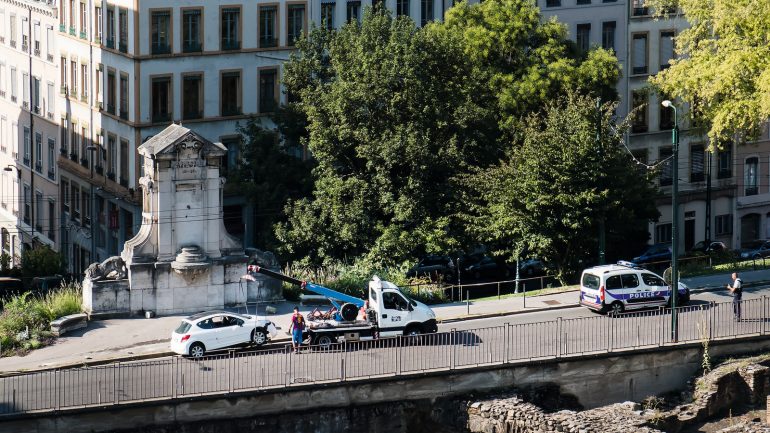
[189,342,206,358]
[314,334,335,350]
[609,302,624,317]
[404,325,423,345]
[251,329,268,346]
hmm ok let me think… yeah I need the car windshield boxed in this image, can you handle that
[175,321,192,334]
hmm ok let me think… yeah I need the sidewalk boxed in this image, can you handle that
[1,268,769,374]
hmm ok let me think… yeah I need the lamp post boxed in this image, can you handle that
[87,145,97,264]
[662,99,679,342]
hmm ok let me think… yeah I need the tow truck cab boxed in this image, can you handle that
[367,276,438,337]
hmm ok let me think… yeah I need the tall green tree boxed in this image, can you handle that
[648,0,770,145]
[443,0,621,134]
[227,117,314,250]
[276,9,499,265]
[462,93,659,283]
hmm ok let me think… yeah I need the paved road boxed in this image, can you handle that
[1,289,767,415]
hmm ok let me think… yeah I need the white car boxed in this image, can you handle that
[170,310,278,357]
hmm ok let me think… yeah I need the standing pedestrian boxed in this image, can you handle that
[726,272,743,321]
[289,306,306,353]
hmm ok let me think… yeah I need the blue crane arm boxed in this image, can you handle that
[304,283,365,308]
[247,265,365,309]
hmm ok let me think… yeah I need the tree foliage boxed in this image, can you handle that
[20,246,65,280]
[648,0,770,145]
[227,117,314,250]
[462,93,659,283]
[276,3,627,267]
[276,9,499,265]
[443,0,620,134]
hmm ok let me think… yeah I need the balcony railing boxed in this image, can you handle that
[70,153,78,162]
[183,110,203,120]
[182,42,202,53]
[119,177,128,188]
[47,170,55,181]
[151,43,171,55]
[120,109,128,120]
[80,31,87,39]
[69,27,76,36]
[718,169,732,180]
[22,157,30,166]
[60,147,67,156]
[9,40,16,48]
[119,40,127,53]
[152,112,172,123]
[35,162,42,173]
[221,40,241,51]
[95,165,104,175]
[746,187,759,196]
[107,171,116,181]
[59,24,65,32]
[221,106,242,117]
[80,158,89,168]
[105,38,115,49]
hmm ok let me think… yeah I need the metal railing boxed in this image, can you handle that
[1,297,768,416]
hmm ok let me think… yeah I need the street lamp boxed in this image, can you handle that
[662,99,679,342]
[87,145,97,264]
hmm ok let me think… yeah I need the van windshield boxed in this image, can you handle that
[582,273,600,290]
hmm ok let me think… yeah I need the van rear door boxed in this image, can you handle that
[580,272,602,307]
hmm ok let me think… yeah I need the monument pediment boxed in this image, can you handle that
[138,124,227,160]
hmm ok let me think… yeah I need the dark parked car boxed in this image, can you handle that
[0,277,24,299]
[631,244,672,265]
[406,255,456,282]
[463,256,512,280]
[737,240,770,260]
[30,275,64,294]
[686,240,727,256]
[519,258,546,277]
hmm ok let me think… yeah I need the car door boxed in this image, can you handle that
[619,273,645,308]
[225,315,251,346]
[641,273,668,306]
[378,291,410,337]
[195,318,220,349]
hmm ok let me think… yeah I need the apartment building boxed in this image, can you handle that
[0,0,61,265]
[623,0,741,252]
[0,0,465,276]
[538,0,629,118]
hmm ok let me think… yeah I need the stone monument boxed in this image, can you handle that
[83,124,281,316]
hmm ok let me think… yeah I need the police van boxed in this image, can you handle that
[579,262,690,315]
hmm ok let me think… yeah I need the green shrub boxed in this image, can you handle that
[0,282,82,356]
[281,259,448,305]
[41,283,83,320]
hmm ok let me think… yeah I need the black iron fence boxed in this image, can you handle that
[0,298,767,416]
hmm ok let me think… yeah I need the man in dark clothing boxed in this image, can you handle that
[727,272,743,321]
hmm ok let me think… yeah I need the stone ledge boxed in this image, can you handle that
[50,313,88,337]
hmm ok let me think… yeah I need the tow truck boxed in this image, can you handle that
[247,265,438,347]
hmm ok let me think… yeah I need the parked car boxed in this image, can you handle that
[519,258,546,277]
[631,244,672,265]
[30,275,64,294]
[737,240,770,260]
[580,262,690,315]
[0,277,24,299]
[406,255,456,282]
[687,240,727,255]
[463,256,512,280]
[170,311,278,357]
